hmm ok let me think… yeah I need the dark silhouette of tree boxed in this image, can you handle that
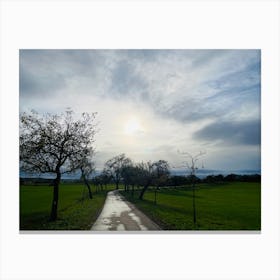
[225,173,239,182]
[121,164,137,193]
[240,174,261,182]
[207,174,224,183]
[20,109,97,221]
[201,173,260,183]
[152,160,169,204]
[138,160,169,201]
[167,175,189,187]
[104,154,132,190]
[79,157,95,199]
[180,151,205,227]
[99,169,112,190]
[137,161,154,200]
[93,170,111,192]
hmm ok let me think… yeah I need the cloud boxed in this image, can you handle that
[19,50,113,98]
[20,50,260,124]
[160,54,260,123]
[20,65,66,96]
[19,49,261,170]
[193,119,261,146]
[109,59,148,98]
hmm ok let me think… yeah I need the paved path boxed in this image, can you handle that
[91,190,160,231]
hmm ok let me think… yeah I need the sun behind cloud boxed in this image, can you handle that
[124,118,142,135]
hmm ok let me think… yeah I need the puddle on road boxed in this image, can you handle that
[128,212,147,230]
[91,190,148,231]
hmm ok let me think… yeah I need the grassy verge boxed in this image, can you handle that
[121,182,261,230]
[20,183,114,230]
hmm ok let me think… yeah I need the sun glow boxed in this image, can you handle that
[124,118,141,135]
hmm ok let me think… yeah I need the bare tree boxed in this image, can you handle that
[97,169,112,191]
[179,151,205,227]
[153,160,169,204]
[121,164,143,196]
[121,164,135,192]
[104,154,132,190]
[79,157,95,199]
[137,160,169,201]
[136,161,154,200]
[20,110,97,221]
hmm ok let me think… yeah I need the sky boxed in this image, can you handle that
[19,49,261,172]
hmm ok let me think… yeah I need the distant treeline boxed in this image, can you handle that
[20,178,80,185]
[20,173,260,186]
[166,173,261,186]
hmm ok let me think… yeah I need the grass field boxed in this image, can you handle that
[121,182,261,230]
[20,183,114,230]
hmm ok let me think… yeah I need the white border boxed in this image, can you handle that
[1,1,280,280]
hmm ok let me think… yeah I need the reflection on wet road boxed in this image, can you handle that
[91,190,160,231]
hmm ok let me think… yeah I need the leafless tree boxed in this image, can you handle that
[121,164,136,193]
[137,160,169,201]
[179,151,206,227]
[152,160,170,204]
[97,169,112,191]
[79,157,95,199]
[136,161,154,200]
[20,109,97,221]
[104,154,132,190]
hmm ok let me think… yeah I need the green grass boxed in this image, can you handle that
[20,183,114,230]
[121,182,261,230]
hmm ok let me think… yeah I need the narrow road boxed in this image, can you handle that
[91,190,160,231]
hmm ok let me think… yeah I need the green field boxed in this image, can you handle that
[20,182,261,230]
[20,183,113,230]
[121,182,261,230]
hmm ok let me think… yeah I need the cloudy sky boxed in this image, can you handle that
[19,49,261,172]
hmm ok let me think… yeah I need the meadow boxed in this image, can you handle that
[121,182,261,230]
[20,183,113,230]
[20,181,261,230]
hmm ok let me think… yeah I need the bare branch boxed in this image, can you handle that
[20,109,97,176]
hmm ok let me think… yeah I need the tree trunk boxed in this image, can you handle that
[81,168,93,199]
[192,184,197,226]
[84,178,93,199]
[131,185,134,197]
[50,171,61,221]
[139,181,150,200]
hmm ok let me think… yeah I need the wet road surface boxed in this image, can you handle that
[91,190,160,231]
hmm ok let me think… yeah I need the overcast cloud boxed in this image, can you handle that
[19,49,261,171]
